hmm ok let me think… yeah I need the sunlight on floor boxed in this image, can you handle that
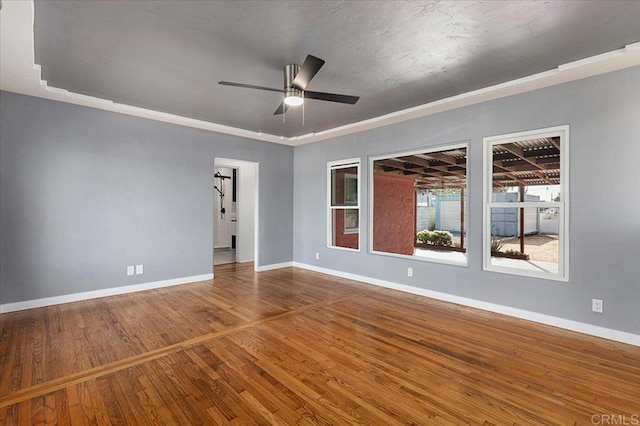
[214,248,236,265]
[414,248,467,264]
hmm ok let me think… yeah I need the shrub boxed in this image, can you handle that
[416,230,431,244]
[504,249,523,256]
[431,230,454,246]
[416,230,454,247]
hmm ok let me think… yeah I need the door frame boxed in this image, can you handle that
[213,158,259,270]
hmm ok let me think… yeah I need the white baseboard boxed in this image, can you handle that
[0,273,214,314]
[255,261,293,272]
[292,262,640,347]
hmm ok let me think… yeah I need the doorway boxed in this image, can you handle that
[213,166,235,264]
[213,158,258,269]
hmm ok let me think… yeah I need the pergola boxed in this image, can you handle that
[373,137,561,254]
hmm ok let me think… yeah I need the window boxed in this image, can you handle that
[327,159,360,250]
[369,144,467,266]
[483,126,569,281]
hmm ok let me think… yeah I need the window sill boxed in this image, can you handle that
[327,245,360,253]
[484,261,568,282]
[370,249,468,267]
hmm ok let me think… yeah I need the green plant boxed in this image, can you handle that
[504,249,523,256]
[416,230,454,247]
[428,223,436,231]
[490,237,504,253]
[431,230,454,246]
[416,230,430,244]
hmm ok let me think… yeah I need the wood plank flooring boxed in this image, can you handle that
[1,263,638,424]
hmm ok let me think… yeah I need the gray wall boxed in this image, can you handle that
[293,66,640,335]
[0,91,293,304]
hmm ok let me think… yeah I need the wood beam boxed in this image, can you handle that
[425,152,459,166]
[376,161,464,183]
[533,171,556,186]
[497,161,556,172]
[398,155,431,168]
[376,160,420,174]
[536,156,561,165]
[492,162,527,186]
[500,143,549,173]
[493,147,559,162]
[429,164,467,178]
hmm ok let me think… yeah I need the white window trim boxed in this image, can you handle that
[482,125,570,282]
[368,143,469,267]
[327,158,361,252]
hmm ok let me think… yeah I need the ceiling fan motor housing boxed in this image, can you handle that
[283,64,304,106]
[284,64,300,89]
[284,64,302,98]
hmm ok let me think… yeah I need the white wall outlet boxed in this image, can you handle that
[315,252,319,260]
[135,264,144,275]
[407,267,413,278]
[126,265,135,276]
[592,299,603,313]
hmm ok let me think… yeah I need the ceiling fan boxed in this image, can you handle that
[219,55,359,115]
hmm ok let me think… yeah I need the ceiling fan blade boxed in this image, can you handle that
[218,81,284,93]
[304,90,359,104]
[273,102,288,115]
[292,55,325,90]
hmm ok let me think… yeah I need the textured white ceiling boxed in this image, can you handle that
[32,0,640,138]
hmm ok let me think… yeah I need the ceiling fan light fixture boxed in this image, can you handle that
[284,89,304,106]
[284,95,304,106]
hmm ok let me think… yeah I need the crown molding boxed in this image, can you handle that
[2,0,640,147]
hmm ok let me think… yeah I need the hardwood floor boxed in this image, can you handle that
[1,264,638,424]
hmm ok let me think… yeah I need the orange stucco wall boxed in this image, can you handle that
[373,173,415,255]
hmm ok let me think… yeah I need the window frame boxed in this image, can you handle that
[482,125,570,281]
[368,143,469,267]
[327,158,361,252]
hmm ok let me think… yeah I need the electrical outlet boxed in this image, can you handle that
[135,264,144,275]
[315,252,319,260]
[126,265,135,276]
[592,299,603,313]
[407,267,413,278]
